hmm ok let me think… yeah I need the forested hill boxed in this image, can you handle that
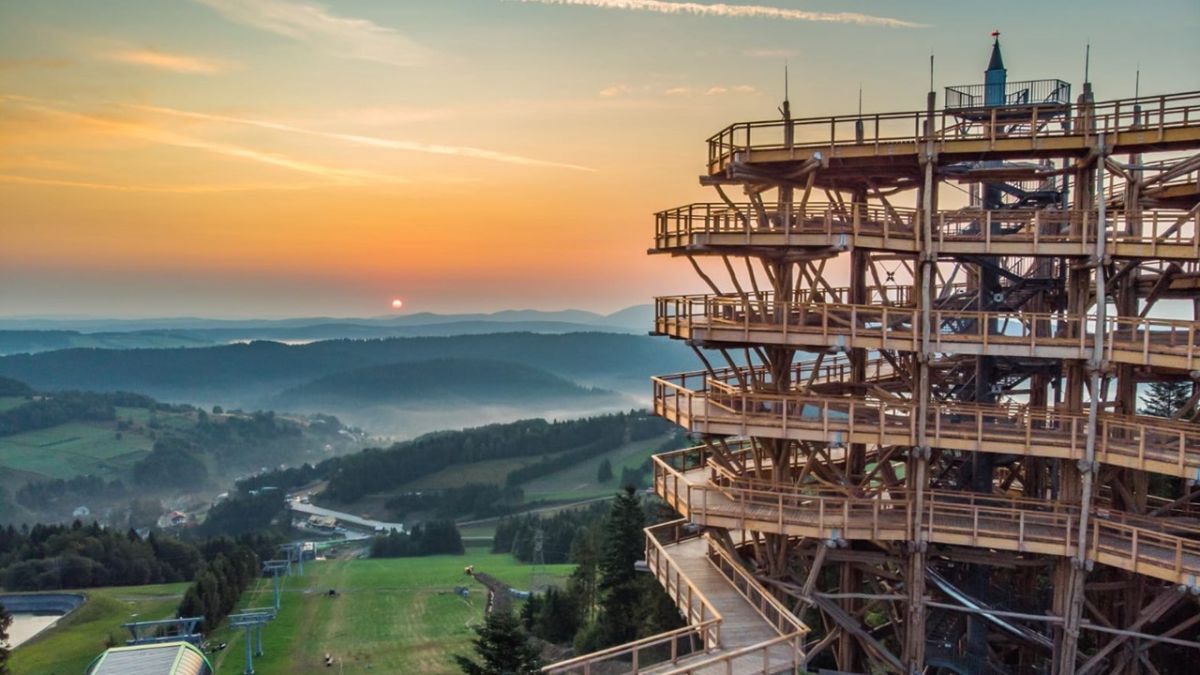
[0,332,694,403]
[272,358,614,408]
[240,410,673,505]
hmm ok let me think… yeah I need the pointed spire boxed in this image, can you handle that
[987,30,1005,72]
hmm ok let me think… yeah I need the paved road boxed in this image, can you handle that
[288,501,405,533]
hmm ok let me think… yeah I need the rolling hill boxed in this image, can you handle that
[273,357,617,408]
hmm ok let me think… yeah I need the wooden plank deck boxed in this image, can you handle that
[658,460,1200,588]
[640,537,796,675]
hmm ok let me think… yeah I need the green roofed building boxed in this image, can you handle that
[86,641,213,675]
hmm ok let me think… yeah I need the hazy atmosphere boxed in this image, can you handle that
[3,0,1195,317]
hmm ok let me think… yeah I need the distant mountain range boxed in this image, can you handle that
[0,305,656,354]
[0,331,693,436]
[272,357,618,409]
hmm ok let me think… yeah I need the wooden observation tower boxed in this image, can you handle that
[547,37,1200,675]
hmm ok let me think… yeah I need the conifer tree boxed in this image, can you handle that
[0,601,10,675]
[1141,380,1193,418]
[596,486,645,646]
[454,609,542,675]
[596,458,613,483]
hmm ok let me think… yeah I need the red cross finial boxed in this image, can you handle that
[991,30,1000,39]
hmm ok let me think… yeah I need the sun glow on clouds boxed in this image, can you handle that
[193,0,429,66]
[104,48,232,74]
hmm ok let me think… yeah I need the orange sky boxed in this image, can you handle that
[2,0,1196,317]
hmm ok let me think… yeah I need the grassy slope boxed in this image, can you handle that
[8,582,190,675]
[0,421,156,481]
[0,396,27,412]
[210,547,572,674]
[521,432,671,502]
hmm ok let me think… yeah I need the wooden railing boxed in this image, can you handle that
[651,632,805,675]
[651,373,1200,480]
[704,536,808,638]
[707,90,1200,169]
[543,520,721,675]
[655,293,1200,371]
[653,202,1200,259]
[652,451,1200,587]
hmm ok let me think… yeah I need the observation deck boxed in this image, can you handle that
[654,293,1200,373]
[653,369,1200,481]
[652,202,1200,260]
[705,91,1200,187]
[652,446,1200,589]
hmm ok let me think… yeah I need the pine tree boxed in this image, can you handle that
[595,486,646,646]
[454,609,542,675]
[596,458,613,483]
[1141,380,1193,418]
[0,601,10,675]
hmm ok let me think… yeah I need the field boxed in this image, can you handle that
[0,421,155,481]
[0,396,27,412]
[8,582,191,675]
[9,548,570,675]
[208,547,573,674]
[521,432,672,502]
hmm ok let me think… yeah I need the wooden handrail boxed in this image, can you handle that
[656,294,1200,371]
[653,457,1200,587]
[706,90,1200,166]
[653,375,1200,480]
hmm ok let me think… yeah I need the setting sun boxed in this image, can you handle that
[391,298,404,310]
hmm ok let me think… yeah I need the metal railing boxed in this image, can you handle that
[706,91,1200,170]
[944,79,1072,111]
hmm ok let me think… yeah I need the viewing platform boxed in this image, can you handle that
[705,91,1200,186]
[654,293,1200,373]
[652,371,1200,480]
[651,447,1200,589]
[651,202,1200,260]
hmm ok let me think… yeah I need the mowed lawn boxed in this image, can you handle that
[211,547,573,674]
[9,583,191,675]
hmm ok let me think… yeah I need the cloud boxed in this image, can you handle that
[506,0,925,28]
[599,84,632,97]
[0,174,320,193]
[128,103,596,171]
[194,0,428,66]
[663,84,755,96]
[5,97,403,185]
[104,48,233,74]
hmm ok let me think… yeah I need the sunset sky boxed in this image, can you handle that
[2,0,1197,317]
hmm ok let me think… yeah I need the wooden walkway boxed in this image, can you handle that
[544,519,805,675]
[653,448,1200,588]
[705,91,1200,178]
[653,377,1200,481]
[653,202,1200,261]
[638,537,797,675]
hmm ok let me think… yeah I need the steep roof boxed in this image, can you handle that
[987,37,1005,72]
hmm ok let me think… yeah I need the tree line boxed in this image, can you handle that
[175,537,265,632]
[457,488,685,674]
[322,411,669,503]
[368,521,464,558]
